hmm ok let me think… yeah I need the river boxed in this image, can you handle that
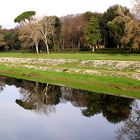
[0,76,139,140]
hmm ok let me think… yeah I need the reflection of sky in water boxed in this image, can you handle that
[0,85,125,140]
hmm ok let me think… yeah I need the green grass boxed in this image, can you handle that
[0,52,140,61]
[0,52,140,98]
[0,65,140,99]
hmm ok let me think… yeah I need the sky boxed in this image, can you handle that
[1,0,132,29]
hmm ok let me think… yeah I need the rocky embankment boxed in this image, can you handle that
[0,57,140,80]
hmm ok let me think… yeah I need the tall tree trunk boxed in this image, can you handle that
[52,35,55,47]
[78,40,80,49]
[45,40,49,54]
[62,39,65,50]
[35,41,39,59]
[104,37,106,48]
[35,42,39,54]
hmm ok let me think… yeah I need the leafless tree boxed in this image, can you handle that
[116,101,140,140]
[38,16,55,54]
[18,82,56,115]
[19,21,41,54]
[60,14,86,50]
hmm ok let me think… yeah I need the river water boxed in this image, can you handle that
[0,76,139,140]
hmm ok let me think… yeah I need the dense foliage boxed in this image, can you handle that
[14,11,36,24]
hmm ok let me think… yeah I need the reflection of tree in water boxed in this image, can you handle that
[82,94,133,124]
[0,76,134,123]
[0,81,5,93]
[16,81,62,115]
[60,87,88,107]
[0,76,6,93]
[0,76,62,115]
[60,87,133,124]
[116,101,140,140]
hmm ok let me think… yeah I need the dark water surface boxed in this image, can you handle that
[0,76,140,140]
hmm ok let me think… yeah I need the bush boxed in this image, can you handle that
[95,48,131,53]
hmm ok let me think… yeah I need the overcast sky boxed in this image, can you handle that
[1,0,132,29]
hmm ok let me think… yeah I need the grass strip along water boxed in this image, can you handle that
[0,65,140,99]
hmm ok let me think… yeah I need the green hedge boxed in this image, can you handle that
[95,48,132,53]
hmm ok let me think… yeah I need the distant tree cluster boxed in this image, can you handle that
[0,1,140,53]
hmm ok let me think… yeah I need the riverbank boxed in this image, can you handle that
[0,56,140,98]
[0,57,140,80]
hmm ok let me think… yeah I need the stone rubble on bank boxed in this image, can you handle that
[0,57,140,80]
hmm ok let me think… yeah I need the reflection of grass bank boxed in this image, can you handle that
[0,65,140,99]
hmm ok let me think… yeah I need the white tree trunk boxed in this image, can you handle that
[92,46,95,52]
[45,40,49,54]
[35,42,39,54]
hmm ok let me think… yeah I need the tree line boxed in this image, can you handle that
[0,1,140,53]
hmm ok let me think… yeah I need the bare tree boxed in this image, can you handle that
[116,101,140,140]
[60,14,86,50]
[19,21,40,54]
[38,16,55,54]
[17,82,56,115]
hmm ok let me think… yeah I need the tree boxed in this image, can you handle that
[99,5,130,48]
[60,14,86,50]
[3,29,21,50]
[83,11,96,22]
[38,16,56,54]
[107,14,126,48]
[14,11,40,53]
[14,11,36,26]
[107,21,120,48]
[116,5,140,49]
[84,15,101,51]
[0,26,6,51]
[19,21,40,54]
[52,16,61,49]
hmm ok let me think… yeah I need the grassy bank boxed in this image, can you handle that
[0,52,139,98]
[0,65,140,99]
[0,52,140,61]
